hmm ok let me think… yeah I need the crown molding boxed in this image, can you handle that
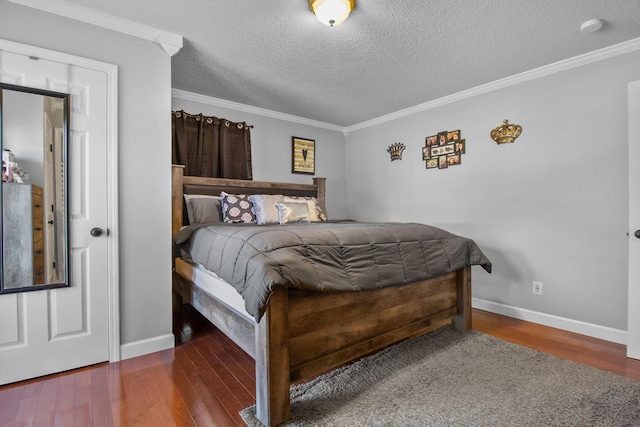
[177,37,640,134]
[345,37,640,133]
[7,0,639,130]
[6,0,183,56]
[174,37,640,134]
[172,89,345,132]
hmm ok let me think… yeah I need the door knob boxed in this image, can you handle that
[90,227,103,237]
[635,230,640,239]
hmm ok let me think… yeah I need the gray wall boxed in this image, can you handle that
[172,96,348,219]
[346,50,640,332]
[0,2,173,347]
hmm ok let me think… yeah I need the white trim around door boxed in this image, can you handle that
[628,80,640,360]
[0,38,120,362]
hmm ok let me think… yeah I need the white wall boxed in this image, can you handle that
[346,50,640,336]
[172,94,348,219]
[0,2,173,350]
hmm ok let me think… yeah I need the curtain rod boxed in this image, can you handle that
[172,110,254,129]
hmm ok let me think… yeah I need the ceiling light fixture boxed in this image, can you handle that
[309,0,355,27]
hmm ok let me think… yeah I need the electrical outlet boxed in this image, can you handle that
[533,281,543,296]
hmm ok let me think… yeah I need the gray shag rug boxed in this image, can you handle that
[240,327,640,426]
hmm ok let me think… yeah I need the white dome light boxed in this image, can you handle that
[309,0,355,27]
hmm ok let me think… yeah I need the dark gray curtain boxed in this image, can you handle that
[172,110,253,179]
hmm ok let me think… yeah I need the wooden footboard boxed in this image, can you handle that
[287,268,470,382]
[173,262,471,427]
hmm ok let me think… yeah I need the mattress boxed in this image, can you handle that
[190,262,254,321]
[177,220,492,321]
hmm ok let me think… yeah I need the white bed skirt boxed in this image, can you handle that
[191,263,254,321]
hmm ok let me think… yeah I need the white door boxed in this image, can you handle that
[629,80,640,360]
[0,50,111,384]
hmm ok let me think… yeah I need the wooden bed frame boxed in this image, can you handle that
[171,164,472,426]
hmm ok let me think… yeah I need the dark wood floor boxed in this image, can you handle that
[1,306,639,426]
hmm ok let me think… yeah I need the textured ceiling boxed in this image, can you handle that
[53,1,640,126]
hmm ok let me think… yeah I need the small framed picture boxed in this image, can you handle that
[425,135,438,146]
[455,139,466,154]
[438,155,448,169]
[426,158,438,169]
[447,154,461,166]
[437,131,448,145]
[447,129,461,141]
[432,144,454,157]
[422,147,431,159]
[292,137,315,175]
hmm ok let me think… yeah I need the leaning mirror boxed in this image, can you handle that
[1,83,69,293]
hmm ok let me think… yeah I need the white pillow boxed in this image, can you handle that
[283,196,327,222]
[276,201,311,224]
[248,194,284,225]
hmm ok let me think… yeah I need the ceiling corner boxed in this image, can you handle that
[7,0,183,56]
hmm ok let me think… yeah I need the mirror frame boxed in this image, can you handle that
[0,83,71,294]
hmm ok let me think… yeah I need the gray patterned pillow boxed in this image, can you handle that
[221,192,256,223]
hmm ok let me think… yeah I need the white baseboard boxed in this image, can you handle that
[120,334,175,360]
[472,298,627,345]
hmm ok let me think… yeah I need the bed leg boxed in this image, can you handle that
[255,288,291,427]
[452,267,472,332]
[172,289,183,313]
[172,270,186,313]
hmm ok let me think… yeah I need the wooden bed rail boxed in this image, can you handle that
[172,164,185,235]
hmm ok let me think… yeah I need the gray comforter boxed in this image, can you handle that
[174,221,492,321]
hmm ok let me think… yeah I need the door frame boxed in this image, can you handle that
[0,38,121,362]
[629,80,640,359]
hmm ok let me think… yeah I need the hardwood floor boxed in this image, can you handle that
[473,309,640,383]
[1,306,639,426]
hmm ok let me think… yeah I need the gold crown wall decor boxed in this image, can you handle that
[387,142,406,161]
[490,119,522,144]
[423,129,465,170]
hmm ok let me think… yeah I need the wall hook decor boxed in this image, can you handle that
[490,119,522,144]
[387,142,406,161]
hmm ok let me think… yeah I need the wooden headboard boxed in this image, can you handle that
[172,164,326,234]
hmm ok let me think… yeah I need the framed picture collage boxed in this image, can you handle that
[423,129,465,169]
